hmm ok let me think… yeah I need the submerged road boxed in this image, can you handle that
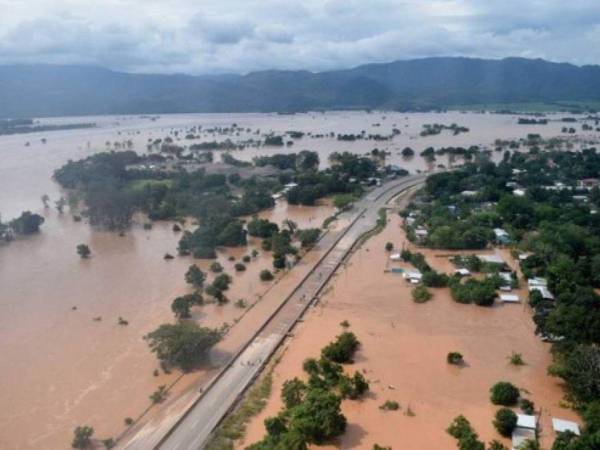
[121,174,426,450]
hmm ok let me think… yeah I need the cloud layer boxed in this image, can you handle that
[1,0,600,74]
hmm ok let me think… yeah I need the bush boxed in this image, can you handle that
[273,254,286,269]
[509,352,525,366]
[447,415,485,450]
[298,228,321,248]
[379,400,400,411]
[412,285,432,303]
[234,262,246,272]
[212,273,232,291]
[493,408,518,437]
[447,352,464,365]
[321,332,360,363]
[385,242,394,251]
[520,398,535,415]
[72,425,94,449]
[242,255,251,263]
[185,264,206,289]
[210,261,223,273]
[260,269,274,281]
[490,382,520,406]
[76,244,91,259]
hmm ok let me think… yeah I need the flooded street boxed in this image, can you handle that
[0,111,593,448]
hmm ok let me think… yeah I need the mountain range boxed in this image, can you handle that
[2,57,600,118]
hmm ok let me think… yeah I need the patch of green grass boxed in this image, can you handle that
[128,179,173,192]
[205,371,273,450]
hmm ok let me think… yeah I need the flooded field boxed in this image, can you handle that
[0,111,592,448]
[241,213,579,449]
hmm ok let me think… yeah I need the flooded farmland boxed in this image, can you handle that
[0,111,595,449]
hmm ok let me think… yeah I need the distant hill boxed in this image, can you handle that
[2,57,600,118]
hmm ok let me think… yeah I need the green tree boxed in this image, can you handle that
[76,244,91,259]
[171,296,192,319]
[72,425,94,449]
[490,382,520,406]
[412,285,432,303]
[185,265,206,289]
[260,269,274,281]
[321,332,360,363]
[10,211,44,234]
[282,378,306,409]
[288,388,346,444]
[298,229,320,248]
[144,322,221,371]
[493,408,517,437]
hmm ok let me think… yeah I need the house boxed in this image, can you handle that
[512,414,537,450]
[389,253,402,261]
[529,285,555,300]
[478,253,506,266]
[513,188,526,197]
[493,228,510,244]
[579,178,599,189]
[455,268,471,277]
[552,418,580,436]
[414,228,428,244]
[403,270,423,284]
[500,293,520,303]
[527,277,548,287]
[460,190,478,197]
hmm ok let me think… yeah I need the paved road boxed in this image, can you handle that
[121,174,426,450]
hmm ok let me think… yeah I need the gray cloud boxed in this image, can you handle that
[0,0,600,74]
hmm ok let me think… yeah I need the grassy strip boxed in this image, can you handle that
[205,369,274,450]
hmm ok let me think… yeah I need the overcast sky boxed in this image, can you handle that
[1,0,600,74]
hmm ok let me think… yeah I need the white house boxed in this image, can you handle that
[403,270,423,284]
[512,414,537,450]
[552,418,580,436]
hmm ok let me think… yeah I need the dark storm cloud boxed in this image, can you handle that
[1,0,600,74]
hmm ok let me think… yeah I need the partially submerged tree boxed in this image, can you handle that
[144,322,221,371]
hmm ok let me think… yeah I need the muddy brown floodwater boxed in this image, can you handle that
[241,214,579,450]
[0,111,592,449]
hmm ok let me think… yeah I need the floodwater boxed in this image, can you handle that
[0,111,591,449]
[241,213,579,450]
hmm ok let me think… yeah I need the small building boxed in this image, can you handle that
[478,253,506,265]
[414,228,428,244]
[529,285,555,300]
[513,188,526,197]
[493,228,510,244]
[389,253,402,261]
[403,270,423,284]
[512,414,537,450]
[552,418,580,436]
[527,277,548,287]
[455,268,471,277]
[460,190,478,197]
[579,178,599,189]
[500,293,520,303]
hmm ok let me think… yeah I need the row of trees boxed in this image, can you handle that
[247,331,367,449]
